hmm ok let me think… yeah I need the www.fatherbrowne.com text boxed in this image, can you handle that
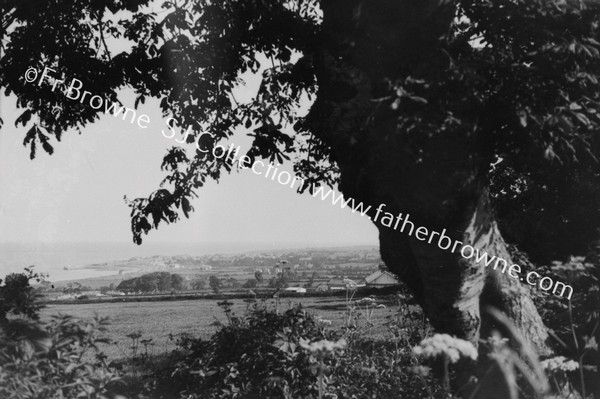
[244,159,573,300]
[188,137,573,300]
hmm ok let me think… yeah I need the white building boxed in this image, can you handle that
[284,287,306,294]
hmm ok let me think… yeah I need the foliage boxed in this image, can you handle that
[3,0,600,394]
[477,311,550,399]
[191,277,206,291]
[0,315,119,399]
[3,0,599,252]
[0,268,120,399]
[63,281,85,295]
[463,0,600,263]
[224,277,241,289]
[330,338,444,399]
[129,296,449,399]
[1,0,322,244]
[268,275,289,289]
[100,283,116,294]
[242,278,257,289]
[208,275,221,294]
[0,266,46,322]
[528,251,600,397]
[268,264,295,289]
[493,152,600,264]
[170,273,185,291]
[117,272,185,293]
[150,303,337,398]
[98,290,595,399]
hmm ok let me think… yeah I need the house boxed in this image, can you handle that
[286,279,311,288]
[284,287,306,294]
[365,269,400,287]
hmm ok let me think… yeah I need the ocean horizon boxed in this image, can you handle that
[0,241,377,282]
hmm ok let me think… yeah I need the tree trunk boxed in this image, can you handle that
[310,0,551,386]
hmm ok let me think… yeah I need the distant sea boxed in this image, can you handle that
[0,241,376,282]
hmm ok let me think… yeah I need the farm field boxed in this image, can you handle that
[40,295,408,361]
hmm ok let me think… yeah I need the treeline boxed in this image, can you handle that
[117,272,184,293]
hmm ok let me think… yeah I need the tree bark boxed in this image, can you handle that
[311,0,551,376]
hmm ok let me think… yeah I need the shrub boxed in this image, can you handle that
[0,315,119,399]
[0,268,120,399]
[151,302,339,398]
[0,267,45,322]
[526,253,600,397]
[147,298,447,399]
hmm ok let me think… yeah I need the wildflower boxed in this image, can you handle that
[541,356,579,372]
[299,338,347,354]
[413,334,478,363]
[410,365,431,377]
[317,318,332,326]
[486,334,509,349]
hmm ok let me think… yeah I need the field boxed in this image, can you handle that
[40,294,404,361]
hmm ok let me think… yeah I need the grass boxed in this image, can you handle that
[40,294,401,361]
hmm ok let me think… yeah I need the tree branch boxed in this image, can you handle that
[95,10,112,63]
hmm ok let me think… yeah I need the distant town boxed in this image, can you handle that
[39,246,402,302]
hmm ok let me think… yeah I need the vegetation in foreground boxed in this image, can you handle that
[5,0,600,362]
[1,263,598,398]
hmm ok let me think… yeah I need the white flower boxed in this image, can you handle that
[413,334,478,363]
[541,356,579,372]
[486,335,509,348]
[410,365,431,377]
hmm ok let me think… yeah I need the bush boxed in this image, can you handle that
[0,267,45,322]
[509,247,599,397]
[146,298,446,399]
[331,339,438,399]
[151,302,339,398]
[532,255,600,397]
[0,315,119,399]
[0,268,120,399]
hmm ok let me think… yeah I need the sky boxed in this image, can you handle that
[0,76,378,267]
[0,8,378,279]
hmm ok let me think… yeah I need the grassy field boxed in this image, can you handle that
[40,295,403,361]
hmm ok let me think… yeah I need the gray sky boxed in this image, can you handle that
[0,88,377,248]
